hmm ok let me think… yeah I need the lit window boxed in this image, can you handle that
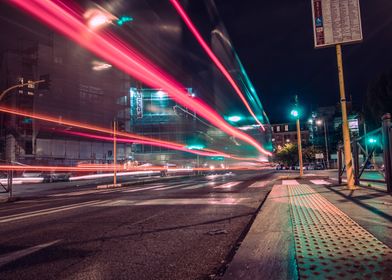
[285,125,288,131]
[276,126,280,132]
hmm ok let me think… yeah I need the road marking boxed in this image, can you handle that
[282,180,299,185]
[122,185,166,193]
[100,198,246,206]
[213,181,241,189]
[249,181,268,188]
[153,183,190,191]
[310,179,331,185]
[182,183,211,190]
[0,240,61,267]
[0,201,103,223]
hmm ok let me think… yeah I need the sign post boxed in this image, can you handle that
[311,0,363,189]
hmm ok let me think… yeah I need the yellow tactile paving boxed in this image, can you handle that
[287,184,392,279]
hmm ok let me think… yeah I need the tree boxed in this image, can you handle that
[274,143,298,166]
[364,69,392,129]
[274,143,324,166]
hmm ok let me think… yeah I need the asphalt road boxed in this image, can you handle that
[0,171,275,280]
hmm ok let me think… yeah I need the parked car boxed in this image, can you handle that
[275,164,287,170]
[360,162,375,170]
[305,163,325,170]
[22,171,70,183]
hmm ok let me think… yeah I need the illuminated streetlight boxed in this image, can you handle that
[316,119,330,169]
[156,90,166,99]
[228,116,242,122]
[84,9,114,29]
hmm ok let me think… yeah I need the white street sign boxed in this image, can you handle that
[311,0,363,48]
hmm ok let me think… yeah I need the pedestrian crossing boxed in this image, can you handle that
[47,178,335,199]
[280,179,333,186]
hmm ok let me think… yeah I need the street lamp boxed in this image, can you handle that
[84,9,114,29]
[291,96,304,177]
[0,79,46,102]
[228,115,242,122]
[316,119,330,169]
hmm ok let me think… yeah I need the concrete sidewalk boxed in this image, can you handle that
[223,180,392,279]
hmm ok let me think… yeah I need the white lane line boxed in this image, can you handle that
[100,198,246,206]
[0,201,103,223]
[249,181,268,188]
[153,183,190,191]
[213,181,241,189]
[282,180,300,185]
[0,240,61,267]
[121,184,166,193]
[310,179,331,185]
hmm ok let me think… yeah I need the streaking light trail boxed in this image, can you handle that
[0,106,263,163]
[59,130,265,163]
[8,0,271,157]
[170,0,265,131]
[59,130,223,157]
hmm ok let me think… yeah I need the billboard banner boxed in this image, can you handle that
[136,90,143,119]
[311,0,363,48]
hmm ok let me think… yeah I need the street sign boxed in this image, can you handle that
[136,90,143,119]
[311,0,363,48]
[315,153,324,159]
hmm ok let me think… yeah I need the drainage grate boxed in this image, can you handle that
[287,184,392,279]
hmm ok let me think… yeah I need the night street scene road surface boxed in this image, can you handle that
[1,0,392,279]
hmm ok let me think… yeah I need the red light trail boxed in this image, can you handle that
[0,106,264,163]
[8,0,272,157]
[59,130,224,157]
[170,0,265,131]
[60,130,266,163]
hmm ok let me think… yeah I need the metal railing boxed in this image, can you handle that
[338,113,392,193]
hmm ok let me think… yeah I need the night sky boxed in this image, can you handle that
[1,0,392,125]
[215,0,392,123]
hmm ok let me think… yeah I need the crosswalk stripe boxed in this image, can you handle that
[213,181,241,189]
[122,185,166,193]
[310,179,331,185]
[249,181,267,188]
[282,180,299,185]
[182,183,211,190]
[153,183,190,191]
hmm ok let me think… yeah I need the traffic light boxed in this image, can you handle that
[38,74,51,90]
[117,16,133,26]
[118,120,126,132]
[290,109,300,118]
[368,137,377,144]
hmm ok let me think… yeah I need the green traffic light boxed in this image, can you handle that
[368,138,377,144]
[117,16,133,26]
[290,109,299,118]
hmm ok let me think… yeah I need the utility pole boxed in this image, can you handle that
[322,120,330,169]
[291,95,304,177]
[113,120,117,186]
[336,44,355,189]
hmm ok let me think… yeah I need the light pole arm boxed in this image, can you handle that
[0,79,45,102]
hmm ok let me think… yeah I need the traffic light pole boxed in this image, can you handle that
[113,120,117,186]
[296,118,304,177]
[336,44,355,189]
[0,79,45,102]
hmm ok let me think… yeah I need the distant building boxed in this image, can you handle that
[271,122,310,151]
[0,35,131,165]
